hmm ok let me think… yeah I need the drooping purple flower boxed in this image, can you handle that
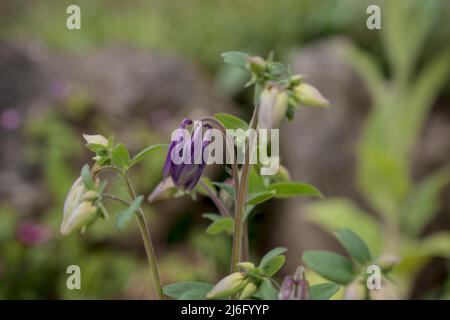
[163,118,211,191]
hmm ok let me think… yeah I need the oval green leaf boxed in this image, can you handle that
[261,255,285,277]
[246,190,275,206]
[303,250,354,285]
[310,283,340,300]
[130,144,168,167]
[163,281,214,300]
[259,247,287,268]
[214,113,249,131]
[268,182,323,198]
[206,217,234,235]
[335,229,372,264]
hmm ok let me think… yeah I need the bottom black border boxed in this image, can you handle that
[0,300,446,319]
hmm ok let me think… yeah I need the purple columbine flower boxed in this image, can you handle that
[279,266,310,300]
[163,118,211,191]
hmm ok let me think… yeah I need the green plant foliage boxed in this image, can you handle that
[214,113,250,131]
[111,143,131,169]
[310,283,340,300]
[115,196,144,230]
[163,281,214,300]
[303,251,354,285]
[335,229,372,265]
[268,182,323,198]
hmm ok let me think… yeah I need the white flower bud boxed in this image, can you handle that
[207,272,247,299]
[60,201,97,235]
[61,177,98,235]
[83,134,108,147]
[258,86,288,129]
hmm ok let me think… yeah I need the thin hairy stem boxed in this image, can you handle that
[102,193,130,206]
[124,172,164,300]
[199,179,231,217]
[231,106,259,279]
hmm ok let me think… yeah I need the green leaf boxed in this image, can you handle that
[335,229,372,265]
[221,51,250,69]
[202,213,221,222]
[111,143,130,169]
[259,247,287,268]
[261,255,285,277]
[246,190,275,206]
[268,182,323,198]
[129,144,168,167]
[81,165,95,190]
[115,195,143,230]
[214,113,249,131]
[303,198,383,256]
[253,278,278,300]
[248,167,266,194]
[212,182,235,199]
[402,168,450,236]
[303,251,354,285]
[206,217,234,235]
[310,283,340,300]
[163,281,214,300]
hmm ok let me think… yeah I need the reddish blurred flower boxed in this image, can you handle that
[16,221,53,246]
[1,108,21,131]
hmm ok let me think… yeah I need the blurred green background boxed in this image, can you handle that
[0,0,449,299]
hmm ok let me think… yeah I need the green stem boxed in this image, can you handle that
[231,106,259,276]
[102,193,130,206]
[241,221,249,261]
[124,172,164,300]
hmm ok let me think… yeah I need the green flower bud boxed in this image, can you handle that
[289,75,303,87]
[237,262,255,272]
[207,272,247,299]
[345,280,366,300]
[247,56,266,75]
[61,177,98,235]
[238,281,258,300]
[294,83,329,108]
[258,85,289,130]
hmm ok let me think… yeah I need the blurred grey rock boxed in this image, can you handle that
[0,40,236,215]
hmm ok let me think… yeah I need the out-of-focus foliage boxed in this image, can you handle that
[0,0,449,299]
[304,0,450,298]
